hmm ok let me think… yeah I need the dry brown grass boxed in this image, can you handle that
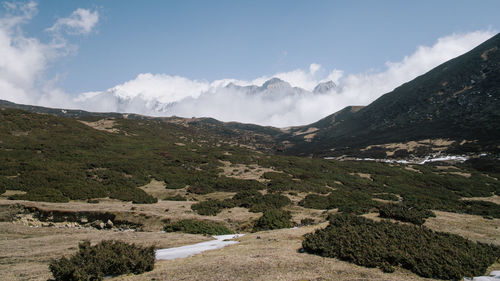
[79,119,119,133]
[219,160,278,182]
[138,179,171,199]
[113,225,437,281]
[425,211,500,246]
[0,222,210,281]
[1,198,498,281]
[462,195,500,205]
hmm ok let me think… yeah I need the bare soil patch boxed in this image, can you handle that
[219,160,278,182]
[79,119,119,133]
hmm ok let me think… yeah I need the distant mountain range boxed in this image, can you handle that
[1,33,499,159]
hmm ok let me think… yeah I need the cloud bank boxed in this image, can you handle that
[0,1,98,107]
[0,2,495,127]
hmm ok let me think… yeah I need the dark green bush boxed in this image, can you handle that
[187,185,215,195]
[379,203,435,225]
[214,177,265,191]
[253,209,292,231]
[164,219,233,235]
[373,193,399,201]
[231,190,291,213]
[300,190,377,214]
[302,214,500,280]
[191,199,227,216]
[164,194,187,201]
[109,187,157,204]
[10,187,69,203]
[49,240,154,281]
[249,193,291,212]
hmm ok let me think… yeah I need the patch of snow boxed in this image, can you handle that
[325,154,472,165]
[155,234,244,260]
[418,155,469,164]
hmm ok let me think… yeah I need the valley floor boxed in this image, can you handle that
[1,199,498,281]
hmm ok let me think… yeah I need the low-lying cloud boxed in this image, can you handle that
[0,2,495,127]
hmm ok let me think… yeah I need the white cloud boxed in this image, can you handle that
[47,8,98,35]
[0,3,99,108]
[75,31,495,127]
[0,3,494,128]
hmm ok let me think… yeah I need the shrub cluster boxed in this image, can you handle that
[11,187,70,203]
[214,177,265,192]
[253,209,292,231]
[164,219,233,235]
[233,190,291,212]
[302,214,500,280]
[49,240,154,281]
[191,198,235,216]
[372,193,399,201]
[300,189,378,214]
[163,194,187,201]
[379,203,435,225]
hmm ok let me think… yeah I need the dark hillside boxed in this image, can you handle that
[285,33,500,157]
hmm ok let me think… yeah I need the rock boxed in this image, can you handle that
[106,219,113,229]
[80,217,88,224]
[92,220,105,229]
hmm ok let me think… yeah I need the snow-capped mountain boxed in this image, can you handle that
[75,77,338,118]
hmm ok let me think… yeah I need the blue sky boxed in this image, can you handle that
[0,1,499,126]
[23,0,500,93]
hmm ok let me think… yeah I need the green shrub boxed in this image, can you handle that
[249,193,291,212]
[164,194,187,201]
[49,240,154,281]
[191,199,234,216]
[300,190,377,214]
[109,187,157,204]
[302,214,500,280]
[164,219,233,235]
[214,177,265,192]
[231,190,291,213]
[187,185,215,195]
[373,193,399,201]
[253,209,292,231]
[379,203,435,225]
[10,187,69,203]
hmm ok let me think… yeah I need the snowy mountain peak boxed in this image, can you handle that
[261,78,292,90]
[313,80,336,94]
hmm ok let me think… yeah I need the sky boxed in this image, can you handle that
[0,0,499,127]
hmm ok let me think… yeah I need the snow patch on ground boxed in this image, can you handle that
[155,234,244,260]
[325,154,473,165]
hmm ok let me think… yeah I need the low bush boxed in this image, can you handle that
[249,193,291,212]
[253,209,292,231]
[10,187,69,203]
[191,198,235,216]
[302,214,500,280]
[163,194,187,201]
[214,177,265,192]
[232,190,291,213]
[379,203,435,225]
[164,219,233,235]
[109,187,157,204]
[187,185,215,195]
[373,193,399,201]
[49,240,154,281]
[300,189,378,214]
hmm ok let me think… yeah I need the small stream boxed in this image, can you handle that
[155,234,244,260]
